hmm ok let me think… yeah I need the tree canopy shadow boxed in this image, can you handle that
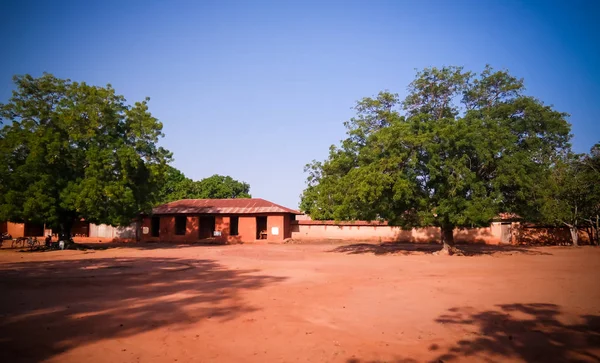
[347,358,417,363]
[74,241,234,250]
[6,240,239,252]
[329,242,552,256]
[0,257,286,362]
[431,303,600,362]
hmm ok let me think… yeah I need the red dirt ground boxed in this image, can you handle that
[0,241,598,363]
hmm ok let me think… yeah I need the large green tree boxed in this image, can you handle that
[0,74,171,237]
[156,165,251,204]
[301,66,571,253]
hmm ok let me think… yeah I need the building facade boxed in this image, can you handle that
[3,204,586,245]
[140,198,299,243]
[0,220,137,242]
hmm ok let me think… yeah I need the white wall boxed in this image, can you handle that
[89,223,138,239]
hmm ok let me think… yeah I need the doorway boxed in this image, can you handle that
[501,223,512,244]
[256,216,267,240]
[199,216,215,239]
[151,216,160,237]
[230,216,239,236]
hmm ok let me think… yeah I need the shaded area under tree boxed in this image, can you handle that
[346,303,600,362]
[0,257,286,362]
[330,242,552,256]
[430,303,600,362]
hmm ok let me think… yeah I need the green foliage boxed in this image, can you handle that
[300,66,572,243]
[0,74,171,230]
[156,165,251,204]
[196,174,251,199]
[155,166,190,203]
[538,144,600,244]
[540,154,592,226]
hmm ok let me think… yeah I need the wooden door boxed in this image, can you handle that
[199,216,215,239]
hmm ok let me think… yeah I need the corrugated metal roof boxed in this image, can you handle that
[495,213,522,221]
[152,198,300,215]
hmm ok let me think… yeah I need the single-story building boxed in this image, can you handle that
[1,221,47,238]
[1,220,90,238]
[140,198,300,243]
[0,220,137,242]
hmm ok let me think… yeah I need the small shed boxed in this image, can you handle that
[140,198,300,243]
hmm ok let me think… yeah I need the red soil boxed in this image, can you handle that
[0,242,598,362]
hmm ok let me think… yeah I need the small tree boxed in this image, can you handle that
[542,144,600,246]
[582,144,600,245]
[541,155,589,246]
[0,74,171,238]
[300,66,571,254]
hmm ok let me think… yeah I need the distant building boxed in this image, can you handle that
[0,220,137,242]
[140,198,300,243]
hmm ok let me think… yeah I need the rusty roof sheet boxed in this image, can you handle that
[152,198,300,215]
[495,213,522,221]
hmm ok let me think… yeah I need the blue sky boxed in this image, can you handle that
[1,0,599,208]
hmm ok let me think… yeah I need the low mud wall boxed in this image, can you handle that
[291,221,591,245]
[291,222,500,244]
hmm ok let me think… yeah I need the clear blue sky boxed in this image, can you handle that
[1,0,599,208]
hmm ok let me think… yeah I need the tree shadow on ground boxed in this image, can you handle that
[430,303,600,362]
[330,242,552,256]
[0,257,286,362]
[73,241,233,251]
[347,359,417,363]
[2,240,239,252]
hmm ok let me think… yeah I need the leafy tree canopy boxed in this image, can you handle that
[156,165,251,204]
[0,73,171,235]
[300,66,572,252]
[539,144,600,245]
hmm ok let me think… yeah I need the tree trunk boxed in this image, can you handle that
[584,217,599,246]
[59,219,73,242]
[440,225,456,255]
[595,215,600,246]
[584,228,594,247]
[569,225,579,247]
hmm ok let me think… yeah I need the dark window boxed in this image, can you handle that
[230,216,239,236]
[24,223,45,237]
[151,216,160,237]
[175,216,186,235]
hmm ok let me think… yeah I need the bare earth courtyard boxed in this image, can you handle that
[0,242,598,363]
